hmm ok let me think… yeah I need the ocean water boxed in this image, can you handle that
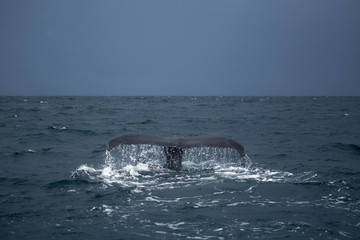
[1,96,359,239]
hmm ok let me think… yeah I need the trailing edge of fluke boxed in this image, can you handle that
[107,133,245,156]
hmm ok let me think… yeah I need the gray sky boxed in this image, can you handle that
[1,0,359,96]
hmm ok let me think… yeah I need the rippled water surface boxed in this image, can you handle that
[1,96,360,239]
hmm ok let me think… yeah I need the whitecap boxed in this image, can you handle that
[49,125,67,130]
[154,221,185,230]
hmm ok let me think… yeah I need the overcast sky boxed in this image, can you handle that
[1,0,359,96]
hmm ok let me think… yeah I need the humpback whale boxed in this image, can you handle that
[107,134,246,170]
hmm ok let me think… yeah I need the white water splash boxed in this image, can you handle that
[72,146,316,192]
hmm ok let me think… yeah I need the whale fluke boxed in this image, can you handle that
[107,134,246,170]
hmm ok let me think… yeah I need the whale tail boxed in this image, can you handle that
[107,134,246,170]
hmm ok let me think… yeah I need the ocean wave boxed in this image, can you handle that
[333,142,360,154]
[318,142,360,155]
[47,125,96,135]
[13,149,37,156]
[46,179,97,190]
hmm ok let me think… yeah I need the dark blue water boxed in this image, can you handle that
[1,96,359,239]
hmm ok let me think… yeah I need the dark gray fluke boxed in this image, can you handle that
[107,133,246,170]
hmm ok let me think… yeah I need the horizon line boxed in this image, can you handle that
[0,95,359,97]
